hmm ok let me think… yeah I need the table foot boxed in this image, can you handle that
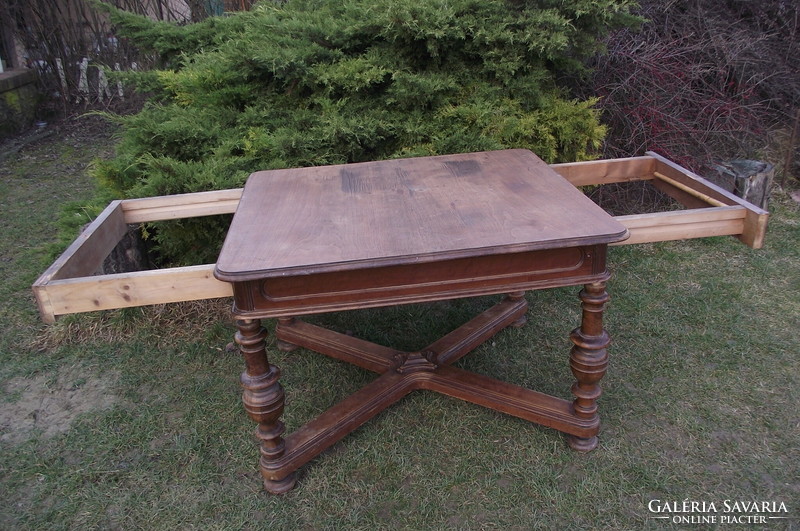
[566,435,598,452]
[262,473,297,495]
[510,314,528,328]
[276,340,299,352]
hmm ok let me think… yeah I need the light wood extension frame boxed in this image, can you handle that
[33,152,768,324]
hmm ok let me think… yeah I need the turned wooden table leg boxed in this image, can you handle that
[567,281,610,451]
[276,317,300,352]
[235,318,296,494]
[507,292,528,328]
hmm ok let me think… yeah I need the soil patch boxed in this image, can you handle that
[1,364,118,443]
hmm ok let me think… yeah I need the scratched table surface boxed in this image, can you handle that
[215,149,628,282]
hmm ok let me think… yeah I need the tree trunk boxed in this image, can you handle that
[711,160,774,210]
[99,225,151,275]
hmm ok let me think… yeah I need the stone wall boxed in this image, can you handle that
[0,69,39,139]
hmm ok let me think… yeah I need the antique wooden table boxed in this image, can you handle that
[214,149,629,493]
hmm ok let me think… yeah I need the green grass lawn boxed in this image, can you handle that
[1,121,798,530]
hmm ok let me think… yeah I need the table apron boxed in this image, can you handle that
[231,244,609,318]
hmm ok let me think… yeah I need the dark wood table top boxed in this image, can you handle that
[215,149,628,282]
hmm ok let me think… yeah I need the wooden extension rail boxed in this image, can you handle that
[32,152,768,323]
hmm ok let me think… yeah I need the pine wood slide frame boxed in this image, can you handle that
[32,151,768,324]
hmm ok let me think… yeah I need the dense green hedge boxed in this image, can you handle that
[94,0,637,265]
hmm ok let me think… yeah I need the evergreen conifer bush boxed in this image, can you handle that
[94,0,637,265]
